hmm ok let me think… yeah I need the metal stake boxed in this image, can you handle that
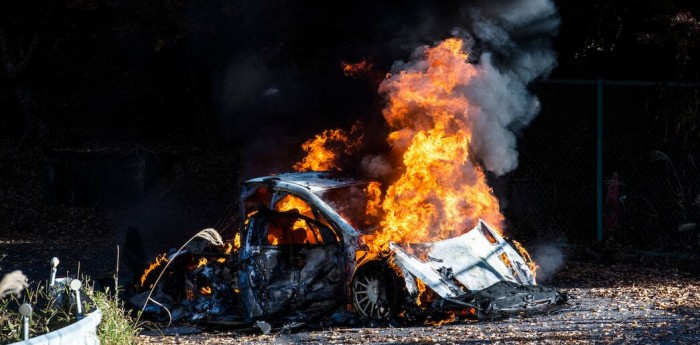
[19,303,32,341]
[50,257,60,287]
[70,279,83,318]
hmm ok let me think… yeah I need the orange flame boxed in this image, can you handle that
[273,194,320,244]
[214,243,234,263]
[293,123,363,172]
[364,38,504,253]
[341,60,373,78]
[364,181,383,220]
[500,252,513,268]
[197,257,208,268]
[512,239,539,278]
[140,253,168,286]
[224,242,234,254]
[275,194,312,241]
[294,38,537,281]
[275,194,313,216]
[426,313,457,326]
[233,233,241,250]
[415,279,427,306]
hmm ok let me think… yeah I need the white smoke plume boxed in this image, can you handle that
[361,154,393,179]
[378,0,559,176]
[462,0,560,175]
[532,244,565,281]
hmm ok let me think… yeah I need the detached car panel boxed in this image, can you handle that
[390,219,536,297]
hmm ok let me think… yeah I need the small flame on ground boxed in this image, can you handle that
[426,313,457,326]
[140,253,168,286]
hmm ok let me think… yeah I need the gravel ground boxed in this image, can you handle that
[137,261,700,344]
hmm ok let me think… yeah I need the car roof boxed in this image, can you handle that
[243,172,364,193]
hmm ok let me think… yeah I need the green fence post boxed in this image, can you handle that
[596,79,604,242]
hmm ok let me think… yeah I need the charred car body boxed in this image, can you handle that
[136,172,565,325]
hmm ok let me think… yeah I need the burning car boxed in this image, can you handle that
[135,171,565,326]
[240,172,564,321]
[133,32,568,327]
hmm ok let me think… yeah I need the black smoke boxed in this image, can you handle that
[187,1,559,178]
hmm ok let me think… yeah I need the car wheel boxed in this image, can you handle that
[351,262,402,320]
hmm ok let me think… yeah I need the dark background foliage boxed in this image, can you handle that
[1,0,699,280]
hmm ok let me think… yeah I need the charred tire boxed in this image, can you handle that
[351,261,403,320]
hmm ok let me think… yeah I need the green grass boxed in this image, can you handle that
[87,285,143,345]
[0,282,75,343]
[0,276,144,345]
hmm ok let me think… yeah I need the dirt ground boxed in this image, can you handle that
[136,261,700,344]
[4,226,698,345]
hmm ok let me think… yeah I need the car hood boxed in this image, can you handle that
[389,219,537,298]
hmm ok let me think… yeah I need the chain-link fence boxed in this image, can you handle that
[504,80,700,253]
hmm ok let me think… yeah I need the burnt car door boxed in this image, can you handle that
[239,191,345,320]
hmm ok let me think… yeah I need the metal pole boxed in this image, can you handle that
[75,290,82,317]
[19,304,32,341]
[70,279,83,319]
[50,257,59,287]
[596,79,604,242]
[23,315,29,340]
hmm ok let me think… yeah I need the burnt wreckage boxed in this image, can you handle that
[134,172,566,326]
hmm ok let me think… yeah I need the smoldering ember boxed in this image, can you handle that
[1,0,699,344]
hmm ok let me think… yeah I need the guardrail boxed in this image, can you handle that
[9,308,102,345]
[5,258,103,345]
